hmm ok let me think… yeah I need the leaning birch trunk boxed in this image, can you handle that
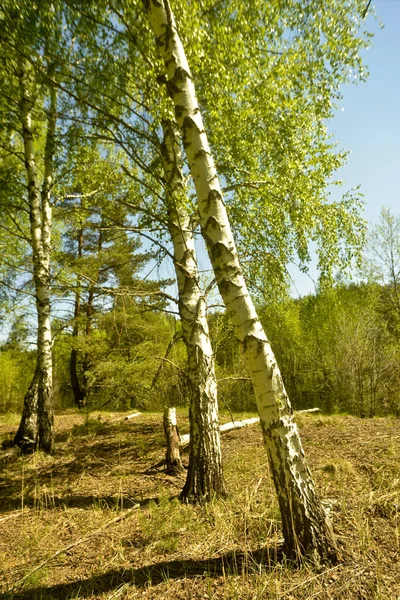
[147,0,337,563]
[163,406,184,475]
[18,59,54,453]
[161,121,226,500]
[13,365,39,453]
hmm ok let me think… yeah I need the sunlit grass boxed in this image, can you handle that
[0,411,398,599]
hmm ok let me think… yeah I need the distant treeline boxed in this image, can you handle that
[1,281,399,417]
[263,282,400,417]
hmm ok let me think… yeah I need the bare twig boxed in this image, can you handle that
[151,332,183,390]
[0,511,23,524]
[155,356,185,374]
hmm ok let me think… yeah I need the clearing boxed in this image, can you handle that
[0,411,399,599]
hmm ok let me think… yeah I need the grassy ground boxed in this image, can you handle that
[0,410,399,599]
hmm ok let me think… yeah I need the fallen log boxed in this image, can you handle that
[179,409,321,447]
[179,417,260,448]
[124,412,142,421]
[219,417,260,433]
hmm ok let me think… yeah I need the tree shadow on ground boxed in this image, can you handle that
[3,546,284,600]
[0,491,178,512]
[0,418,177,513]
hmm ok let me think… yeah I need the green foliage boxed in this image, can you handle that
[365,207,400,339]
[52,0,372,297]
[53,306,186,411]
[261,281,400,417]
[0,316,36,412]
[209,312,256,413]
[0,349,36,413]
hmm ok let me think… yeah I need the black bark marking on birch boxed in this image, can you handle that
[203,215,222,242]
[182,115,196,130]
[218,277,242,297]
[206,188,223,208]
[171,66,192,84]
[244,317,259,330]
[255,336,268,359]
[174,104,185,120]
[165,57,176,69]
[167,80,181,96]
[210,242,240,271]
[193,148,210,161]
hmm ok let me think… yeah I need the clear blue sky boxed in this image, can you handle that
[333,0,400,223]
[290,0,400,295]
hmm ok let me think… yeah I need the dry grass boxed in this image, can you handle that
[0,411,399,599]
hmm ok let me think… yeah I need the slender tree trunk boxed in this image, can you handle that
[70,224,86,408]
[18,59,55,453]
[70,347,86,408]
[161,121,226,501]
[81,284,95,400]
[163,406,184,474]
[80,227,104,403]
[147,0,337,563]
[37,81,57,450]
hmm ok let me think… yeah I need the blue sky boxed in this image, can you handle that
[289,0,400,295]
[333,0,400,223]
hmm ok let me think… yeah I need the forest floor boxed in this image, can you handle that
[0,410,399,599]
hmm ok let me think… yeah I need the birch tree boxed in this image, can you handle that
[0,2,61,452]
[14,59,56,453]
[146,0,337,563]
[60,0,368,502]
[161,120,226,499]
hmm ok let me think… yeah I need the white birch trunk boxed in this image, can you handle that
[18,59,54,453]
[161,121,226,500]
[147,0,337,563]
